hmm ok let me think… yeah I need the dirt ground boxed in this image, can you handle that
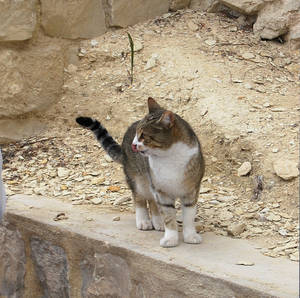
[2,10,299,261]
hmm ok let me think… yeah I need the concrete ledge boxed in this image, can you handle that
[1,195,298,297]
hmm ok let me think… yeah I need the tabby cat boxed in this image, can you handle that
[76,98,205,247]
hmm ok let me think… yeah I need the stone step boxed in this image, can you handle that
[1,194,298,297]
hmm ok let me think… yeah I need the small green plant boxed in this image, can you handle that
[127,32,134,85]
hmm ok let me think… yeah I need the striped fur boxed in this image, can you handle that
[76,117,123,164]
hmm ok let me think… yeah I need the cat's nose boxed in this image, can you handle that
[131,143,138,153]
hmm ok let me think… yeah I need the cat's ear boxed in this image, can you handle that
[148,97,162,113]
[158,111,175,128]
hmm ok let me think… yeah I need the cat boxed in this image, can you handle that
[76,97,205,247]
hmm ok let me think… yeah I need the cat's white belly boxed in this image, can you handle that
[149,142,198,198]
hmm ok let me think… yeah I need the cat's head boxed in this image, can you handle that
[132,97,176,156]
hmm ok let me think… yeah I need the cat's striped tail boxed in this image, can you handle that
[76,117,123,164]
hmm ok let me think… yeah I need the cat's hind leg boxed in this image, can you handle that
[181,195,202,244]
[135,195,153,230]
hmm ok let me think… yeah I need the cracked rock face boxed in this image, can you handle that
[31,237,70,298]
[81,253,132,298]
[0,225,26,297]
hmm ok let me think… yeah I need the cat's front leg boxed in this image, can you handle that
[135,197,153,230]
[181,198,202,244]
[154,193,178,247]
[149,199,164,231]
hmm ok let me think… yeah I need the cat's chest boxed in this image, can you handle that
[149,142,198,196]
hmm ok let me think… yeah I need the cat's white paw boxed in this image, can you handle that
[152,215,164,231]
[136,219,153,230]
[183,232,202,244]
[160,229,178,247]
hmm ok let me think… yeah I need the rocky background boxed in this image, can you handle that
[0,0,299,143]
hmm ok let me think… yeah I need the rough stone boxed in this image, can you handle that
[81,253,132,298]
[108,0,169,28]
[0,151,6,221]
[219,0,264,15]
[31,237,70,297]
[273,159,299,180]
[237,162,252,176]
[227,223,246,236]
[0,119,46,144]
[0,0,37,41]
[41,0,107,39]
[190,0,220,12]
[170,0,191,11]
[288,14,300,49]
[0,225,26,297]
[253,0,300,40]
[0,45,64,118]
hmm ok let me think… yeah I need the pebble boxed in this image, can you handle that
[205,39,216,46]
[91,198,103,205]
[199,187,211,194]
[220,210,234,221]
[227,223,246,236]
[187,20,199,32]
[237,162,252,176]
[236,260,255,266]
[272,148,279,153]
[289,251,299,262]
[144,53,159,70]
[134,40,143,52]
[273,160,299,180]
[90,40,99,47]
[242,52,255,60]
[278,228,288,236]
[114,197,131,206]
[271,107,286,112]
[266,213,281,222]
[113,216,120,221]
[57,168,70,178]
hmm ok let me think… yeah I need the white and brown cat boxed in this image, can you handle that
[76,98,205,247]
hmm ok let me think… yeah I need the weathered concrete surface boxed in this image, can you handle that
[3,195,299,298]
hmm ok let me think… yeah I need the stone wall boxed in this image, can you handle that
[0,0,299,143]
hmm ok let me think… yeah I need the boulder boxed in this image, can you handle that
[288,13,300,49]
[190,0,220,12]
[0,119,46,144]
[108,0,169,27]
[0,0,37,41]
[0,44,64,118]
[41,0,106,39]
[253,0,300,39]
[219,0,264,15]
[170,0,191,11]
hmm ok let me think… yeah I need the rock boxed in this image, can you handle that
[288,15,300,49]
[227,223,246,236]
[31,238,70,297]
[187,20,199,32]
[169,0,191,11]
[253,0,300,40]
[0,118,47,144]
[145,54,159,70]
[134,40,144,52]
[219,0,264,15]
[113,216,120,221]
[0,225,26,297]
[0,45,64,118]
[266,213,281,222]
[237,162,252,176]
[91,198,103,205]
[205,39,217,46]
[289,251,299,262]
[220,210,234,221]
[114,197,130,206]
[278,228,287,236]
[107,185,121,192]
[190,0,220,12]
[241,52,255,59]
[41,0,106,39]
[236,260,255,266]
[57,168,70,179]
[90,39,99,47]
[81,253,131,297]
[0,0,37,41]
[199,187,211,194]
[109,0,169,28]
[273,159,299,180]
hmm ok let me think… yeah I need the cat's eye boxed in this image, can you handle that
[139,133,144,140]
